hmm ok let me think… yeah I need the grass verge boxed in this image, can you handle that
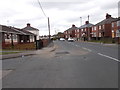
[0,52,20,55]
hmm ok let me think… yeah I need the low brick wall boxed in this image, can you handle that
[2,42,36,50]
[2,39,51,50]
[42,39,49,47]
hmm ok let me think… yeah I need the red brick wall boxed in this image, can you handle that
[2,42,36,50]
[105,24,112,37]
[42,39,49,47]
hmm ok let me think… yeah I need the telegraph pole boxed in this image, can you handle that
[48,17,51,41]
[88,15,90,41]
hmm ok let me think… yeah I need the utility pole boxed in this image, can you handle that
[88,15,90,41]
[48,17,51,41]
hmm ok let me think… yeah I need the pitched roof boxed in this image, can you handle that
[79,23,94,29]
[22,24,39,31]
[112,17,120,22]
[96,17,117,25]
[0,25,22,34]
[67,26,79,31]
[0,25,36,36]
[12,27,36,36]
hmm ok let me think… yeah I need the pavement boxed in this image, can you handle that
[1,43,56,60]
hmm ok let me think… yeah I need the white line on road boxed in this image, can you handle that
[82,47,92,52]
[97,53,120,62]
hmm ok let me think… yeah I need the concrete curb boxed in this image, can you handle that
[78,41,118,46]
[1,43,56,60]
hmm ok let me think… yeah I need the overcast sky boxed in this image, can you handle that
[0,0,120,35]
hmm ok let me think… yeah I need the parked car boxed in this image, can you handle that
[68,38,74,42]
[60,38,65,41]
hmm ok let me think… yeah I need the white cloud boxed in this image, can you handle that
[0,0,119,35]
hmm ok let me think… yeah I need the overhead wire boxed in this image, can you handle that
[37,0,48,18]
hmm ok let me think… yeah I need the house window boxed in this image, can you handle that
[99,25,101,30]
[81,29,83,32]
[99,33,101,37]
[5,34,10,39]
[94,33,96,37]
[112,23,114,27]
[103,25,105,29]
[4,34,7,39]
[94,26,96,31]
[77,29,79,32]
[117,21,120,26]
[92,27,94,31]
[13,34,17,39]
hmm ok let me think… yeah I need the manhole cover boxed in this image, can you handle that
[55,51,70,55]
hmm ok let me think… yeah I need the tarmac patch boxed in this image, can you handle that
[55,51,70,55]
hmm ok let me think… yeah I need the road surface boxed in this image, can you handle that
[2,41,119,88]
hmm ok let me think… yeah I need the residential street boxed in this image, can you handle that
[2,41,118,88]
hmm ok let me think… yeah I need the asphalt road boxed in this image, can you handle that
[2,41,119,88]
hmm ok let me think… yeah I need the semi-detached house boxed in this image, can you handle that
[64,24,78,39]
[79,21,93,41]
[91,13,117,40]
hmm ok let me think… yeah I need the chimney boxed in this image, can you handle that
[85,21,89,24]
[106,13,111,19]
[72,24,75,27]
[27,23,30,27]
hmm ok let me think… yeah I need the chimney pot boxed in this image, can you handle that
[27,23,30,27]
[72,24,75,27]
[106,13,111,19]
[85,21,89,24]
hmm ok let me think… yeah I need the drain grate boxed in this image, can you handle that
[55,51,70,55]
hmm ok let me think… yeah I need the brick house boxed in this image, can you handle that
[64,24,78,39]
[57,32,65,39]
[79,21,93,41]
[74,28,81,41]
[111,17,120,43]
[91,13,117,41]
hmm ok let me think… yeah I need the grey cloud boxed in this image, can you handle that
[30,1,94,10]
[0,9,19,18]
[66,17,79,23]
[100,1,118,10]
[118,1,120,17]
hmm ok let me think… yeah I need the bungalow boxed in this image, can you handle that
[64,24,78,39]
[0,25,36,48]
[79,21,93,41]
[91,13,117,41]
[22,23,40,41]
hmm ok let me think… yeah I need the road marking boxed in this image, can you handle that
[82,47,92,52]
[98,53,120,62]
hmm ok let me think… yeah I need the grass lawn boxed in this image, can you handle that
[0,52,20,55]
